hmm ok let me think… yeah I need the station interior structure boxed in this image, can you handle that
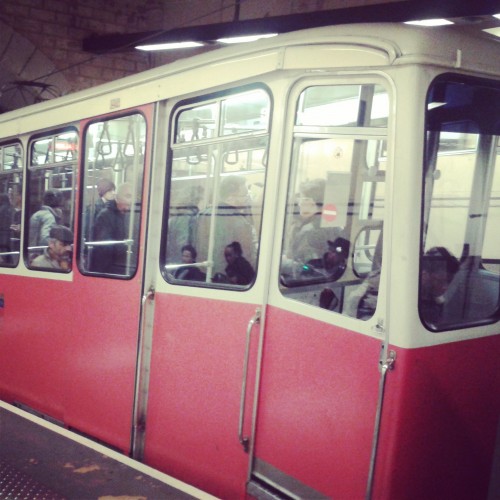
[0,0,498,114]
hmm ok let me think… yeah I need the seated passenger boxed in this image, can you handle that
[420,246,459,325]
[174,244,206,282]
[196,176,255,278]
[223,241,255,286]
[282,179,343,281]
[307,237,350,281]
[31,225,73,270]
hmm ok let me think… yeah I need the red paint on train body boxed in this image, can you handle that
[0,270,143,452]
[373,334,500,500]
[144,292,259,498]
[253,305,381,499]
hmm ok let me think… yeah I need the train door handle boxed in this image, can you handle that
[238,307,261,453]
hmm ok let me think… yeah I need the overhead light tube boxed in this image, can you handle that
[404,19,454,27]
[136,41,204,51]
[216,33,278,44]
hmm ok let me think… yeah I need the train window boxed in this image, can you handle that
[297,84,388,128]
[26,130,77,271]
[0,143,23,267]
[79,113,146,278]
[421,75,500,329]
[163,88,270,287]
[280,82,389,319]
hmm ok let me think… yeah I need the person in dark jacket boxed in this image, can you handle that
[419,246,459,325]
[223,241,255,286]
[91,182,137,275]
[0,193,14,262]
[174,244,206,282]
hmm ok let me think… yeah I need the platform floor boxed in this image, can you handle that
[0,401,217,499]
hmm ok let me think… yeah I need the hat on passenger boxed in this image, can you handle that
[50,225,74,244]
[97,178,116,198]
[327,237,350,258]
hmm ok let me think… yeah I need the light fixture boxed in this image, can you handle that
[493,14,500,20]
[483,27,500,38]
[428,102,446,110]
[216,33,278,44]
[83,5,499,55]
[404,19,454,26]
[135,41,204,51]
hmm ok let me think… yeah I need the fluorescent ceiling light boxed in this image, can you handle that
[405,19,454,27]
[217,33,278,44]
[483,27,500,38]
[136,41,203,51]
[494,14,500,20]
[428,102,446,110]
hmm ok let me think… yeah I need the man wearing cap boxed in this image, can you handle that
[31,225,73,270]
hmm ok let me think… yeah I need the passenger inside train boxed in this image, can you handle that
[0,193,14,263]
[91,182,139,275]
[30,224,73,271]
[173,244,206,281]
[196,175,256,279]
[419,246,459,326]
[222,241,255,285]
[28,189,63,248]
[281,178,345,284]
[166,185,202,265]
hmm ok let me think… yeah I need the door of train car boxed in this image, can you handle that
[140,75,392,498]
[247,77,393,499]
[68,105,153,451]
[141,86,273,498]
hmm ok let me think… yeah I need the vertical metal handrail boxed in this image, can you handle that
[366,348,396,499]
[131,285,155,459]
[238,308,261,452]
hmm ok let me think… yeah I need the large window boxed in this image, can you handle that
[162,87,270,288]
[280,83,388,319]
[0,143,23,267]
[79,113,146,278]
[26,130,77,272]
[421,75,500,329]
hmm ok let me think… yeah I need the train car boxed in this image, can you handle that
[0,21,499,499]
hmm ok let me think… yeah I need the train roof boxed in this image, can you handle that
[0,22,499,134]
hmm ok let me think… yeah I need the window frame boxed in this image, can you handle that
[0,140,24,268]
[419,73,500,331]
[25,126,78,273]
[160,83,273,290]
[77,110,148,280]
[278,77,391,321]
